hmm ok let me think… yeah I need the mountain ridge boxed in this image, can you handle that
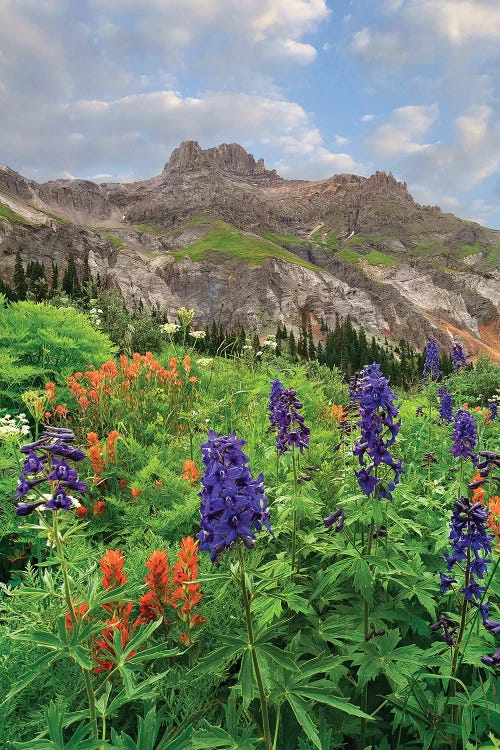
[0,142,499,359]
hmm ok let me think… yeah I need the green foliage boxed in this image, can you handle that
[1,338,500,749]
[446,356,500,404]
[336,247,359,264]
[87,290,164,354]
[0,301,116,408]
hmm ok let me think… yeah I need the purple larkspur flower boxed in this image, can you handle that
[450,409,477,460]
[22,452,45,475]
[15,473,45,499]
[439,572,457,595]
[44,488,73,511]
[197,430,273,564]
[14,426,87,515]
[451,342,468,372]
[488,402,498,421]
[272,388,310,455]
[438,385,454,423]
[352,362,403,501]
[423,338,443,379]
[439,496,492,608]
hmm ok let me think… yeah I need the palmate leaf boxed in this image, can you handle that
[268,654,371,749]
[107,672,169,714]
[350,630,426,690]
[288,694,324,750]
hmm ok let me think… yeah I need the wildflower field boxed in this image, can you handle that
[1,302,500,750]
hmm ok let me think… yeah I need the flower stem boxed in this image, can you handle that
[237,542,272,750]
[291,446,299,578]
[360,517,375,750]
[53,512,98,738]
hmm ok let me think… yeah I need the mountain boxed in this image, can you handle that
[0,142,499,358]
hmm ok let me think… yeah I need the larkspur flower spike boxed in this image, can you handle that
[451,341,468,372]
[197,431,273,564]
[271,387,310,455]
[450,409,477,460]
[438,385,454,423]
[351,362,403,501]
[423,338,443,379]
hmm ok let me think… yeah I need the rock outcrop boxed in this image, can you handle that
[0,141,499,357]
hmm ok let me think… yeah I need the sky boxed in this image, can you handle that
[1,0,500,228]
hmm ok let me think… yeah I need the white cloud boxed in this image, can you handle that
[360,114,376,122]
[406,1,500,45]
[334,135,350,146]
[364,103,500,225]
[1,87,363,182]
[92,0,329,72]
[351,1,500,69]
[364,104,439,158]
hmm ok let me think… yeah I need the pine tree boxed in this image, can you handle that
[62,256,81,297]
[13,252,27,300]
[289,331,297,359]
[307,321,316,360]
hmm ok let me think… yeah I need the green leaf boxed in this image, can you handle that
[352,558,373,605]
[239,648,255,707]
[295,684,372,720]
[287,694,322,750]
[255,644,301,673]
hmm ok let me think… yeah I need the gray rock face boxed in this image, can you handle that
[0,141,499,358]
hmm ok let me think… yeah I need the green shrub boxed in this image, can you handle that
[0,301,116,408]
[447,357,500,404]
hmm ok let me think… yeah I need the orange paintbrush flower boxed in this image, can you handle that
[181,459,200,484]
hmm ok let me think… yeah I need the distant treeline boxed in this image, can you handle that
[193,317,453,387]
[3,252,453,387]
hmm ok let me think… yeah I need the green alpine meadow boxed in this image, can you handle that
[0,296,499,749]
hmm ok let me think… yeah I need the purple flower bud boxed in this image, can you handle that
[481,648,500,668]
[15,501,45,516]
[324,508,346,531]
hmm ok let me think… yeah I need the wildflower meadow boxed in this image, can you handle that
[0,302,499,750]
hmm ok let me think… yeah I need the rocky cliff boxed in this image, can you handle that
[1,142,499,358]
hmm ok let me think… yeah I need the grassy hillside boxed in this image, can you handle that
[172,220,318,270]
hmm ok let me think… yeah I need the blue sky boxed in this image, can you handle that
[1,0,499,227]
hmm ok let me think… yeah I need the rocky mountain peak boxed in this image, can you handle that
[163,140,281,182]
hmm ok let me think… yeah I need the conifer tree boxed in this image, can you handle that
[13,251,27,300]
